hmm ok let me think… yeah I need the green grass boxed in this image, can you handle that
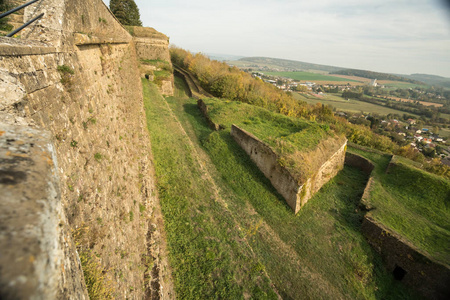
[264,71,360,82]
[348,147,450,264]
[202,98,346,183]
[73,226,113,299]
[145,76,416,299]
[143,79,278,299]
[203,98,332,152]
[293,92,421,117]
[382,81,428,90]
[439,127,450,138]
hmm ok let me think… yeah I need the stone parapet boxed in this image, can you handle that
[0,124,88,299]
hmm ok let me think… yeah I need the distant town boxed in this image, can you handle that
[245,70,450,165]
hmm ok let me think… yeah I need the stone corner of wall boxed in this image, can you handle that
[0,123,88,299]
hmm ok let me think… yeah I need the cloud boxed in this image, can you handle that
[103,0,450,76]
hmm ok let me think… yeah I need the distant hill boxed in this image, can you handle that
[228,57,345,73]
[205,53,246,62]
[228,56,450,88]
[331,69,424,85]
[403,74,450,89]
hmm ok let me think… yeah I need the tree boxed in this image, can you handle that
[110,0,142,26]
[0,0,14,32]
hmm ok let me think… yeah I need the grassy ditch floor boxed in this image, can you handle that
[143,79,278,299]
[350,147,450,265]
[144,77,416,299]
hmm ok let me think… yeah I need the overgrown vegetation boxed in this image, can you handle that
[170,47,398,153]
[172,47,450,179]
[140,59,173,86]
[0,0,13,34]
[143,77,417,299]
[73,226,113,299]
[57,65,75,88]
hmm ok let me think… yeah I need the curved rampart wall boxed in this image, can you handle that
[0,0,172,299]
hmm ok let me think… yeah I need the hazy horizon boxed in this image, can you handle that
[103,0,450,78]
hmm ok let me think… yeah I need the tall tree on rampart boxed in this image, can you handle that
[110,0,143,26]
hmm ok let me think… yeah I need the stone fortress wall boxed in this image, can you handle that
[129,26,174,96]
[0,0,172,298]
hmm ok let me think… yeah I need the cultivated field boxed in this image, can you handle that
[378,95,444,108]
[264,71,359,82]
[379,81,428,89]
[331,74,372,83]
[294,93,421,117]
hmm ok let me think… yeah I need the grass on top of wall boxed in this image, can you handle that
[201,98,346,183]
[349,147,450,264]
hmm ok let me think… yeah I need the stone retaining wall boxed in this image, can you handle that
[346,150,450,299]
[344,152,375,175]
[197,99,222,131]
[362,217,450,300]
[128,26,174,96]
[231,124,347,213]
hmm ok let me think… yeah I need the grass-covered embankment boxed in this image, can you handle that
[202,98,346,183]
[143,75,416,299]
[349,147,450,264]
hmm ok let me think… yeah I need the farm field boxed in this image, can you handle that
[378,95,443,108]
[294,92,421,117]
[331,74,372,83]
[143,77,416,299]
[264,71,360,82]
[439,127,450,139]
[379,80,428,89]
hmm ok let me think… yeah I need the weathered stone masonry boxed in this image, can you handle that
[231,124,347,213]
[0,0,173,299]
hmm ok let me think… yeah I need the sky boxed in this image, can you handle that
[103,0,450,77]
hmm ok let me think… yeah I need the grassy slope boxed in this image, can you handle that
[265,71,360,82]
[145,76,415,299]
[349,147,450,264]
[143,79,278,299]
